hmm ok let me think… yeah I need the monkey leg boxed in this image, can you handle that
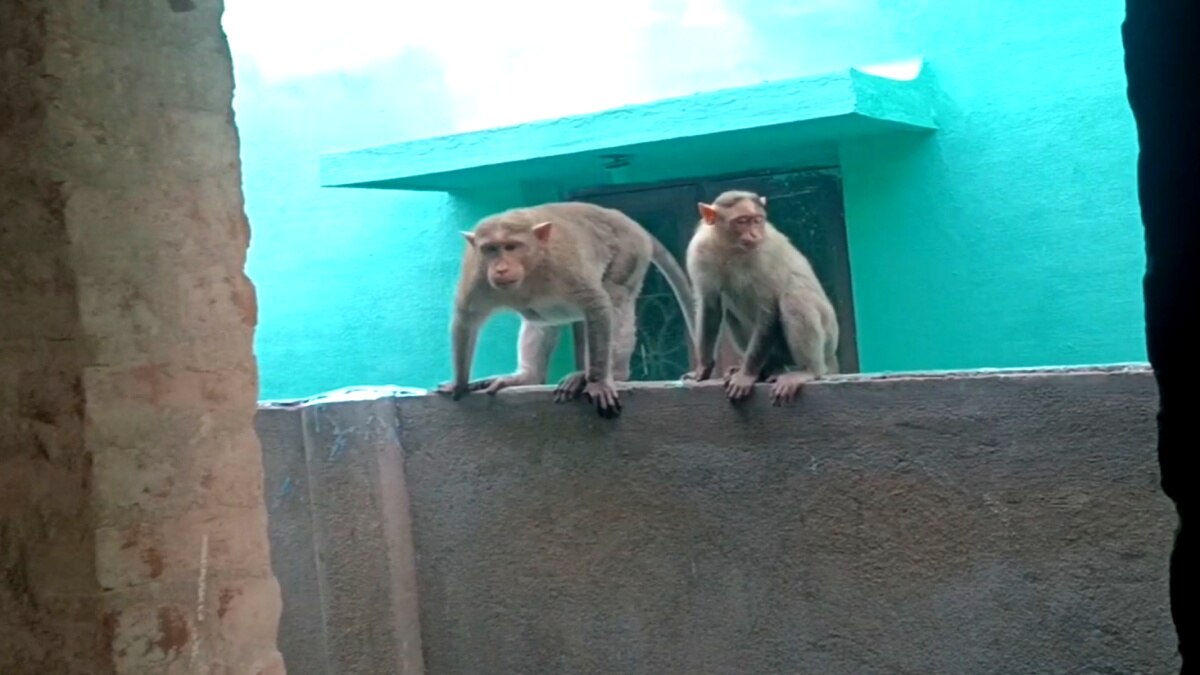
[718,311,783,377]
[682,301,726,382]
[722,311,792,399]
[777,296,825,374]
[767,295,828,404]
[554,322,589,403]
[474,322,561,395]
[559,292,633,404]
[576,291,622,418]
[609,293,638,381]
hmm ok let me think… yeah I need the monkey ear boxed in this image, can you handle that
[697,203,718,225]
[758,196,767,207]
[531,221,553,243]
[461,231,476,247]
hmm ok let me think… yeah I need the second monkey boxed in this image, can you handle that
[683,190,839,404]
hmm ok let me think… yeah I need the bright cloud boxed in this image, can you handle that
[222,0,751,133]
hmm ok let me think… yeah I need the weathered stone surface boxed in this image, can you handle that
[257,406,332,675]
[398,370,1175,674]
[258,368,1177,674]
[257,392,425,675]
[1,0,283,672]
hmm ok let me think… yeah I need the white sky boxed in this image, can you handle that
[222,0,753,132]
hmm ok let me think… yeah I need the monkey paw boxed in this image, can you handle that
[681,363,715,382]
[436,381,477,396]
[434,381,470,401]
[480,374,534,395]
[723,370,758,401]
[437,377,522,399]
[767,371,813,406]
[583,380,622,418]
[554,371,589,403]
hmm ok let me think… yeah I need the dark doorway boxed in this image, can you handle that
[570,167,859,380]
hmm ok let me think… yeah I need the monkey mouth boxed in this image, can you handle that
[491,279,520,289]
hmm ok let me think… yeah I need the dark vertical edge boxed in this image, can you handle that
[255,406,333,675]
[813,168,860,374]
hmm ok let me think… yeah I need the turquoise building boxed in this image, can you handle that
[227,1,1145,401]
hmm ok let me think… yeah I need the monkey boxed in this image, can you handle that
[682,190,839,405]
[435,202,695,418]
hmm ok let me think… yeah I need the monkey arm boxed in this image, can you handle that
[738,307,780,378]
[690,292,724,380]
[575,286,615,383]
[448,307,485,390]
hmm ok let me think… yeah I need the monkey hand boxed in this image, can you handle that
[582,379,622,419]
[723,368,758,401]
[766,371,813,406]
[554,371,589,403]
[681,363,715,382]
[434,381,471,401]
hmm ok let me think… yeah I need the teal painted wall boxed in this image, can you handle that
[837,2,1144,372]
[230,61,573,400]
[227,0,1144,400]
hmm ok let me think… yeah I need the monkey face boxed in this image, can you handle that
[464,220,553,291]
[478,236,532,289]
[721,203,767,251]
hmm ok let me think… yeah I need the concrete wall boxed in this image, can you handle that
[227,0,1145,402]
[0,1,284,672]
[258,368,1177,674]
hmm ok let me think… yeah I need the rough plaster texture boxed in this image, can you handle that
[258,368,1177,674]
[0,1,283,672]
[259,390,424,675]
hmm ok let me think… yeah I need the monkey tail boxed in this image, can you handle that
[648,236,697,348]
[824,307,840,375]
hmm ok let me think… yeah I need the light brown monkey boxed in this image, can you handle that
[683,190,839,405]
[435,202,695,418]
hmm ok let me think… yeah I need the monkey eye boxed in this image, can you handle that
[502,242,519,252]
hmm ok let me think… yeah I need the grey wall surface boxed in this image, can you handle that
[258,369,1178,675]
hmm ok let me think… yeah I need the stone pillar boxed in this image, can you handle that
[0,1,284,672]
